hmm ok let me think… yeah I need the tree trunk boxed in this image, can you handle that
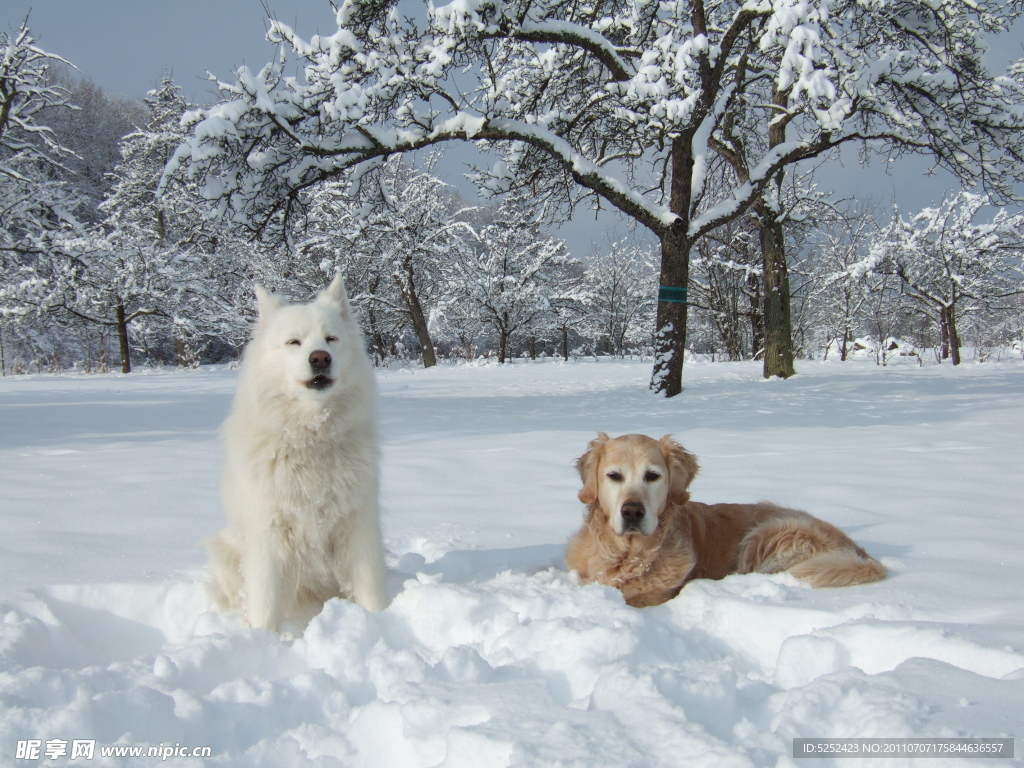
[116,303,132,374]
[529,336,537,360]
[757,85,796,378]
[395,265,437,368]
[562,326,569,360]
[367,308,388,364]
[947,303,962,365]
[176,338,186,367]
[498,327,508,364]
[715,304,743,361]
[760,216,795,378]
[939,306,950,361]
[747,273,764,358]
[365,277,388,364]
[650,225,690,397]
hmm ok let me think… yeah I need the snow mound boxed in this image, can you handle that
[2,560,1020,766]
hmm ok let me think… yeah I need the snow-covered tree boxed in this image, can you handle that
[10,77,231,374]
[582,238,656,357]
[802,204,879,360]
[440,193,574,363]
[68,78,205,371]
[859,192,1024,365]
[100,77,190,246]
[0,23,87,364]
[169,0,1024,396]
[32,233,192,372]
[99,77,262,369]
[689,216,762,360]
[0,22,81,255]
[296,155,475,367]
[861,269,910,366]
[0,23,73,171]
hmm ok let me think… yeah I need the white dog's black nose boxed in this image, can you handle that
[309,350,331,371]
[621,501,644,532]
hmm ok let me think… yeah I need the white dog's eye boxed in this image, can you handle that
[606,471,624,483]
[287,339,301,347]
[644,471,662,482]
[326,335,338,343]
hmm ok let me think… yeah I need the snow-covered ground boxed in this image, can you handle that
[1,358,1021,766]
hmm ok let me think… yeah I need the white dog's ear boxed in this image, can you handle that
[254,285,281,319]
[321,273,353,321]
[575,432,609,505]
[660,436,699,505]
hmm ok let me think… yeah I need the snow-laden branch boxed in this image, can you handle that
[171,0,1024,244]
[164,0,1024,389]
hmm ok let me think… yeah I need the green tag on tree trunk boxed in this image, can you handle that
[658,286,688,304]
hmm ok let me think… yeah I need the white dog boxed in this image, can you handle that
[206,275,387,630]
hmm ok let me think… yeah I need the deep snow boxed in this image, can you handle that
[0,358,1021,766]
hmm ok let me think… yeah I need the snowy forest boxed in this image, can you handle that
[3,1,1024,386]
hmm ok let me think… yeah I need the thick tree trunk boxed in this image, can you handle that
[395,266,437,368]
[650,225,690,397]
[760,216,795,378]
[562,326,569,360]
[116,303,132,374]
[758,85,796,378]
[529,336,537,360]
[648,131,699,397]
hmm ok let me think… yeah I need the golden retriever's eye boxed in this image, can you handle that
[326,335,338,343]
[286,339,301,347]
[644,471,662,482]
[606,471,624,483]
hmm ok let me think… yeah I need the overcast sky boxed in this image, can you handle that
[4,2,332,104]
[5,0,1021,248]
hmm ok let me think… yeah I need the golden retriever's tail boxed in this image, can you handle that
[788,550,888,588]
[739,513,887,588]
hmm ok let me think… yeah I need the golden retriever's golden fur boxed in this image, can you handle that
[566,433,887,607]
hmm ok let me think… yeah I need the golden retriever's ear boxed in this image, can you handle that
[575,432,609,504]
[660,435,699,505]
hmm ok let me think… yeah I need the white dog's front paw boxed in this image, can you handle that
[352,584,388,613]
[246,603,279,631]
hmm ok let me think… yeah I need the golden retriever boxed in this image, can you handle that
[566,433,887,607]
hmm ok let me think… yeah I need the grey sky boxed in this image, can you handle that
[5,0,1021,248]
[4,2,331,103]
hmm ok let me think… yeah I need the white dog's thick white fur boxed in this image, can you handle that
[206,275,387,630]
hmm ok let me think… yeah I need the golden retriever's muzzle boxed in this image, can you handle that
[619,500,645,534]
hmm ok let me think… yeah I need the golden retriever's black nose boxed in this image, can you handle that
[309,350,332,370]
[621,502,644,531]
